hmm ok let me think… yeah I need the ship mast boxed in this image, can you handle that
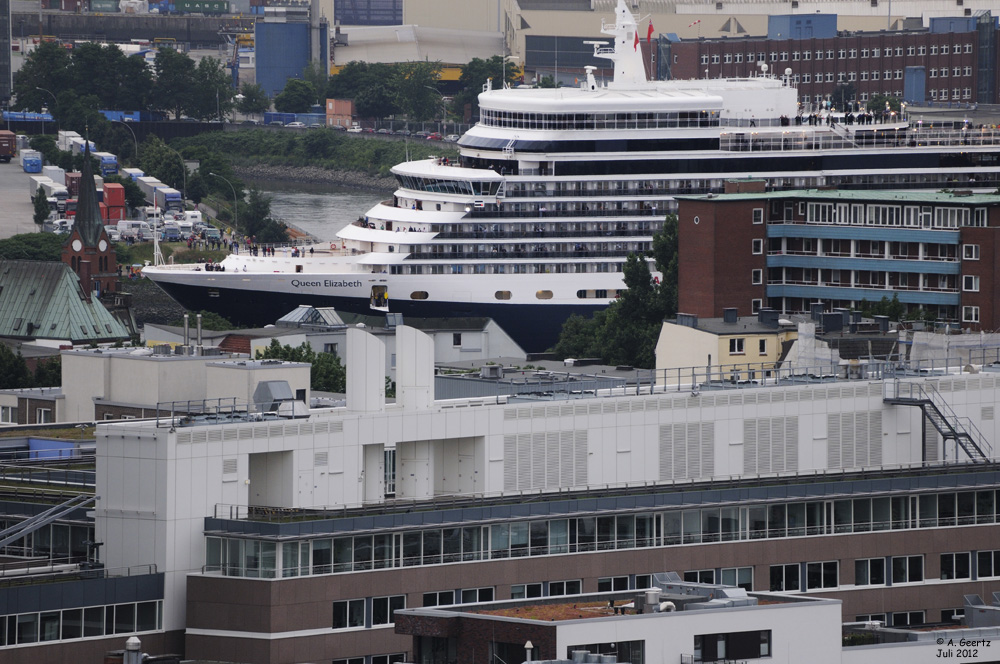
[592,0,648,86]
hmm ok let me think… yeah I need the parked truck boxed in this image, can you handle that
[20,149,42,173]
[121,167,144,181]
[57,131,81,152]
[29,175,54,201]
[155,187,184,212]
[41,180,69,212]
[136,176,163,204]
[92,151,118,176]
[42,165,65,184]
[0,130,15,163]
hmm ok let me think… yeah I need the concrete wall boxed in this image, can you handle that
[205,360,311,406]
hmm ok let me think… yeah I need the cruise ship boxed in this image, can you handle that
[143,0,1000,352]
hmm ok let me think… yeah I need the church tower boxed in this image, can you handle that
[61,142,117,300]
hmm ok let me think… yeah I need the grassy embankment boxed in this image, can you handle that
[173,129,460,178]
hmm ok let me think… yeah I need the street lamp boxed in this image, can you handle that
[170,148,187,203]
[210,172,238,238]
[233,93,245,123]
[423,85,446,134]
[112,119,138,161]
[35,86,56,135]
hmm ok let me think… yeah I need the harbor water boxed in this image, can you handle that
[249,179,387,241]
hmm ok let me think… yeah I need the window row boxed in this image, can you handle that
[803,202,986,228]
[701,43,973,65]
[480,109,721,131]
[0,602,161,646]
[929,89,974,101]
[205,489,1000,578]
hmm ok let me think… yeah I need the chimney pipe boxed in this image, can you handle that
[196,313,203,348]
[183,313,190,346]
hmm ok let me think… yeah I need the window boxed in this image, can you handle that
[892,611,925,626]
[423,590,454,607]
[963,306,980,323]
[918,46,926,55]
[857,613,886,623]
[371,655,407,664]
[891,555,923,583]
[729,338,745,355]
[752,208,763,224]
[861,48,869,58]
[872,48,880,57]
[372,595,405,626]
[941,45,950,55]
[721,566,753,591]
[751,299,762,314]
[855,558,886,586]
[694,630,771,662]
[35,408,52,424]
[806,561,838,589]
[598,576,630,591]
[323,342,339,355]
[752,239,763,254]
[770,563,799,591]
[452,333,462,346]
[535,290,553,300]
[964,245,981,262]
[963,275,980,292]
[751,269,763,285]
[977,550,1000,578]
[941,552,971,580]
[460,587,494,603]
[700,54,709,65]
[0,405,17,423]
[549,580,582,596]
[685,569,716,584]
[333,599,365,629]
[511,583,543,599]
[942,609,965,623]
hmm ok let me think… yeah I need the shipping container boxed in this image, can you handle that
[65,172,82,197]
[90,0,120,11]
[0,130,15,163]
[108,206,126,222]
[42,165,66,184]
[99,202,109,221]
[103,182,126,208]
[175,0,228,12]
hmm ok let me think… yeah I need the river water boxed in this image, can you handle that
[248,179,387,241]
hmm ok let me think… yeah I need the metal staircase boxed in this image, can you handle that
[884,380,992,463]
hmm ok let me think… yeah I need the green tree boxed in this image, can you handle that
[301,61,327,102]
[255,339,346,392]
[240,187,288,243]
[866,93,901,114]
[69,43,153,111]
[151,48,196,119]
[236,82,271,117]
[354,83,399,124]
[12,41,72,114]
[325,61,377,100]
[395,61,444,122]
[188,56,233,121]
[273,78,316,113]
[139,135,185,191]
[0,233,65,261]
[0,345,32,389]
[33,186,51,225]
[170,310,234,330]
[33,357,62,388]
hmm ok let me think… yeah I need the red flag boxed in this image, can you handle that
[647,21,655,43]
[634,30,639,51]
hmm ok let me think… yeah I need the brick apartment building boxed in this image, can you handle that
[663,13,999,107]
[677,186,1000,328]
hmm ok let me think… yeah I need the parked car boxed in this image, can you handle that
[331,124,348,131]
[414,130,430,137]
[426,132,443,140]
[268,121,284,126]
[309,123,324,129]
[240,120,260,126]
[361,127,375,133]
[394,129,411,136]
[376,128,391,134]
[346,126,363,133]
[161,227,182,242]
[286,121,306,128]
[445,134,460,142]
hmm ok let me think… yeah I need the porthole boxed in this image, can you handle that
[536,290,553,300]
[495,291,512,300]
[410,291,429,300]
[576,290,587,299]
[693,216,700,225]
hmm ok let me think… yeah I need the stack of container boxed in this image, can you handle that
[65,172,82,198]
[103,183,127,221]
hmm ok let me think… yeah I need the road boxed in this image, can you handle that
[0,160,45,239]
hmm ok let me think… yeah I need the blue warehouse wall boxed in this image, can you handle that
[256,22,328,99]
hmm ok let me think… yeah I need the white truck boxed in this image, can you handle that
[57,130,81,152]
[29,175,54,201]
[42,165,65,184]
[41,180,69,212]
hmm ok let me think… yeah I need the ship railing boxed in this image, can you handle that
[767,278,958,294]
[408,248,645,260]
[432,228,654,240]
[462,207,668,218]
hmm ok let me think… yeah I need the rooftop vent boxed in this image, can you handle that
[480,365,503,379]
[676,313,698,328]
[758,308,779,328]
[723,308,738,324]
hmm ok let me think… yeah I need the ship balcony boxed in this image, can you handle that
[408,247,642,260]
[433,227,653,240]
[464,206,666,219]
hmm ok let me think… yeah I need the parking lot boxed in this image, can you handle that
[0,162,46,240]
